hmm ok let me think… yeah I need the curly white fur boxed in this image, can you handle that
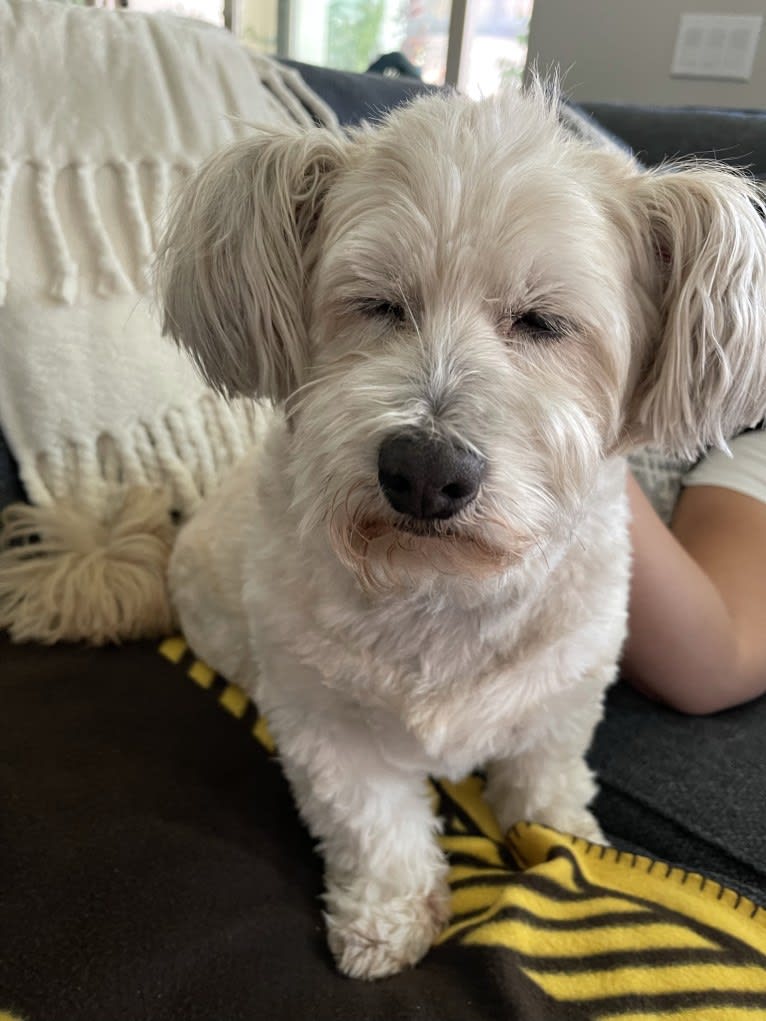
[158,84,766,979]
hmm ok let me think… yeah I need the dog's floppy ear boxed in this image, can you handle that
[157,125,347,401]
[626,165,766,456]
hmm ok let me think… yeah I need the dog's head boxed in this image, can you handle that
[158,87,766,590]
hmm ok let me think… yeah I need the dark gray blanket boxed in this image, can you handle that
[591,681,766,902]
[2,633,765,1021]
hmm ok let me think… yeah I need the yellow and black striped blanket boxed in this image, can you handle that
[1,632,765,1021]
[161,636,766,1021]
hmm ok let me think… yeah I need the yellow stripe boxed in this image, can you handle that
[449,885,652,925]
[253,715,275,753]
[450,883,506,919]
[188,660,215,688]
[440,900,505,943]
[526,962,766,1001]
[498,886,652,923]
[464,918,717,955]
[514,825,766,943]
[602,1008,766,1021]
[440,835,505,867]
[438,776,504,841]
[441,897,652,946]
[219,683,249,718]
[534,851,590,894]
[448,864,512,884]
[158,636,187,663]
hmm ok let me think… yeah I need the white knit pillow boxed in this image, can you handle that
[0,0,337,513]
[0,0,338,642]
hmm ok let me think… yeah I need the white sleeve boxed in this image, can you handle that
[682,429,766,505]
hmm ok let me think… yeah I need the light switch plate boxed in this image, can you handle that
[671,13,763,80]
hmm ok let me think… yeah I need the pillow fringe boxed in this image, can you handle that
[117,159,155,286]
[0,157,17,307]
[10,157,188,304]
[35,161,79,305]
[147,158,172,248]
[250,51,342,133]
[74,161,134,298]
[22,394,268,519]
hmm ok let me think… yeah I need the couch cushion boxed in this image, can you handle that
[590,680,766,902]
[281,58,435,125]
[582,101,766,176]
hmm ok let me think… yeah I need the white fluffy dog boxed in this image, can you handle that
[158,85,766,980]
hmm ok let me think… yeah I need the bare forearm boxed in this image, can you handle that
[623,474,765,714]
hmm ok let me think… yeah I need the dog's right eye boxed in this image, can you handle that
[497,308,568,342]
[355,299,407,324]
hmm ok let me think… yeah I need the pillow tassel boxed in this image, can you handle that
[117,159,155,287]
[0,157,18,306]
[0,488,177,645]
[74,161,133,297]
[147,159,171,246]
[35,162,79,305]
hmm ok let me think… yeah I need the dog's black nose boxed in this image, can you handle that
[377,430,485,520]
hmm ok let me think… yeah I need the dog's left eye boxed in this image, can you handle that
[499,309,566,341]
[516,311,558,334]
[356,299,407,324]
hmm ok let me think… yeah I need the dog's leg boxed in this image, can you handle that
[168,458,256,686]
[484,675,608,843]
[485,746,603,843]
[260,666,450,980]
[289,756,450,980]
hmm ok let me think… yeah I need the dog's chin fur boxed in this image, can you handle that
[316,471,533,592]
[159,82,766,981]
[330,516,521,592]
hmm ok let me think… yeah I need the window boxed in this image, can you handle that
[105,0,533,94]
[270,0,533,93]
[460,0,533,96]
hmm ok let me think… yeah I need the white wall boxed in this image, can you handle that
[526,0,766,108]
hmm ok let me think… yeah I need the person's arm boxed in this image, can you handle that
[622,472,766,714]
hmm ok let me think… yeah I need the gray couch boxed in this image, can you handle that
[585,100,766,177]
[1,62,765,1020]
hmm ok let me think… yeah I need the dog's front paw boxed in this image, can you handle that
[487,757,606,846]
[489,785,605,845]
[543,804,605,845]
[324,879,451,980]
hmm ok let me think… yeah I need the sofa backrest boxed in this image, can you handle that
[584,102,766,177]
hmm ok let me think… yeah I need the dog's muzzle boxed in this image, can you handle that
[377,430,485,521]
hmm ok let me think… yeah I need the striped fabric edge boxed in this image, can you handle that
[158,635,766,1020]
